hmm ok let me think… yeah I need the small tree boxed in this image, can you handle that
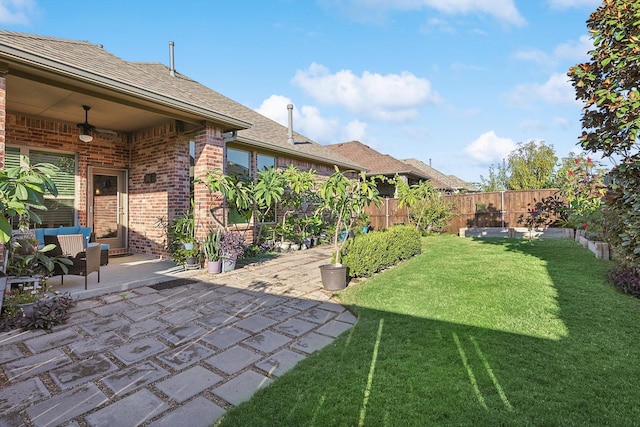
[476,160,509,192]
[278,165,316,244]
[395,179,456,233]
[507,140,558,190]
[253,167,285,244]
[317,168,381,265]
[567,0,640,268]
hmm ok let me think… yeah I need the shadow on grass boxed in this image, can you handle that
[217,237,640,426]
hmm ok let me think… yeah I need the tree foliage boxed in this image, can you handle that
[476,160,509,192]
[568,0,640,268]
[395,178,455,233]
[506,140,558,190]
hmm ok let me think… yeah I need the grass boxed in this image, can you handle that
[215,235,640,426]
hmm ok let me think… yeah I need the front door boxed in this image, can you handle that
[88,167,128,250]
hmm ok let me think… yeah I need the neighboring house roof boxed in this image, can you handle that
[325,141,432,180]
[402,158,478,192]
[0,30,362,170]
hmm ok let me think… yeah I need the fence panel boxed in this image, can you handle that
[365,190,560,233]
[365,198,409,231]
[443,189,560,233]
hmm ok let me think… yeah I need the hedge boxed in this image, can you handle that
[341,225,422,278]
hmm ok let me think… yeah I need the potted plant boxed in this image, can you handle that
[202,229,222,274]
[170,209,195,250]
[317,168,382,290]
[220,231,245,272]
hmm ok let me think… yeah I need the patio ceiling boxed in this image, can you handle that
[5,67,207,135]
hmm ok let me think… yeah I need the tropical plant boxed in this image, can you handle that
[0,156,59,244]
[170,208,195,248]
[317,168,382,265]
[253,167,285,244]
[202,228,222,261]
[7,237,72,277]
[199,168,253,231]
[278,165,317,243]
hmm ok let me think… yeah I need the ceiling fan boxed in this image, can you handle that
[77,105,95,142]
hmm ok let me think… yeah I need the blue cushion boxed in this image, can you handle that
[78,227,92,240]
[34,228,45,246]
[101,244,110,250]
[43,228,59,236]
[58,226,80,234]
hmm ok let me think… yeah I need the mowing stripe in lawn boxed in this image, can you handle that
[453,332,488,411]
[358,318,384,427]
[470,336,513,411]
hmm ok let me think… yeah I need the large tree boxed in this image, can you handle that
[506,140,557,190]
[476,160,509,192]
[568,0,640,268]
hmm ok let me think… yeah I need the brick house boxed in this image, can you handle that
[0,31,362,259]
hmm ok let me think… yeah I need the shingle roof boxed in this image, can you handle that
[0,30,362,170]
[325,141,431,179]
[401,158,478,192]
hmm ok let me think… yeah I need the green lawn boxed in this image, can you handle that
[216,235,640,426]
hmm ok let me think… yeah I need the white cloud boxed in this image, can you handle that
[343,120,368,142]
[464,131,516,163]
[509,72,579,107]
[553,116,571,129]
[255,95,339,144]
[255,94,292,125]
[0,0,36,24]
[353,0,525,26]
[548,0,601,10]
[515,35,592,67]
[292,62,439,122]
[520,119,547,132]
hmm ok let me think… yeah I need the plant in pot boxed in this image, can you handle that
[219,231,245,272]
[317,167,382,290]
[170,209,196,250]
[202,228,222,274]
[0,156,59,309]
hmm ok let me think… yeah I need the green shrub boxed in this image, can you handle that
[341,225,421,278]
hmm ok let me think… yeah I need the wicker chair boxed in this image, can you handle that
[45,234,101,290]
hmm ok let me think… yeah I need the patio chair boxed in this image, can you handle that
[45,234,101,290]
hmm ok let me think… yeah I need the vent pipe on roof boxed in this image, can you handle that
[287,104,294,145]
[169,41,176,77]
[429,158,432,167]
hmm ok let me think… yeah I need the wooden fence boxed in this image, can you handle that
[365,189,561,234]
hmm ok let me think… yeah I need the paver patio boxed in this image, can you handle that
[0,245,357,426]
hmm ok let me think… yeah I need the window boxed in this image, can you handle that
[225,149,277,224]
[6,147,77,228]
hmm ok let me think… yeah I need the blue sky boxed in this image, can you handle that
[1,0,602,182]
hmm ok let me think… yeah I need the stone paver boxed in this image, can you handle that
[0,245,358,426]
[155,365,222,403]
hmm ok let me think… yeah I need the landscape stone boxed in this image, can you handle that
[117,318,165,339]
[26,383,108,427]
[112,337,168,365]
[148,396,226,427]
[199,326,250,350]
[90,300,132,316]
[85,389,168,427]
[255,349,306,377]
[0,377,49,415]
[316,320,355,338]
[102,361,169,396]
[50,354,117,390]
[3,349,71,381]
[24,328,82,353]
[242,330,292,353]
[212,370,273,406]
[68,332,125,358]
[205,345,261,375]
[234,315,277,333]
[79,315,129,335]
[0,343,24,364]
[155,365,222,403]
[157,342,214,370]
[160,323,206,346]
[292,332,334,354]
[273,318,317,337]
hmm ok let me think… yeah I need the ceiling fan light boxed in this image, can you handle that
[79,134,93,143]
